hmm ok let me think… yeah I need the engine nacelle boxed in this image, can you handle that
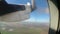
[0,0,36,22]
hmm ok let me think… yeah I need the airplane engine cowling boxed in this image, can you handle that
[0,4,31,22]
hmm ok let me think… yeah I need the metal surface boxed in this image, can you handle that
[0,0,36,22]
[0,4,31,22]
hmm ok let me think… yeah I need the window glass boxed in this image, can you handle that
[0,0,50,34]
[6,0,31,4]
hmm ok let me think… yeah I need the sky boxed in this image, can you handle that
[5,0,50,23]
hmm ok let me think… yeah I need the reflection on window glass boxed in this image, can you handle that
[0,0,49,34]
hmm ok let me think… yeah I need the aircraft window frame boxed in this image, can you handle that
[48,0,59,34]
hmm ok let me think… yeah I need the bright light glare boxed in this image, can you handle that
[27,2,31,5]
